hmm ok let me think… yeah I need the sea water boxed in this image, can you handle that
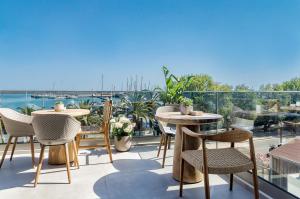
[0,93,110,110]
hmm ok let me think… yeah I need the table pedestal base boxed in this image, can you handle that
[173,125,202,183]
[48,144,74,165]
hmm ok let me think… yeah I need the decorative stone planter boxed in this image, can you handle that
[54,103,65,112]
[180,104,193,115]
[114,136,132,152]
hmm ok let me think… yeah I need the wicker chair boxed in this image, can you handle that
[0,108,35,168]
[32,114,81,187]
[179,127,259,199]
[156,105,178,168]
[0,117,5,144]
[76,100,113,163]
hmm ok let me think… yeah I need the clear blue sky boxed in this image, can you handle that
[0,0,299,90]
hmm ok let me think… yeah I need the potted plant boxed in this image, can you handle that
[54,101,65,112]
[111,116,134,152]
[179,97,193,115]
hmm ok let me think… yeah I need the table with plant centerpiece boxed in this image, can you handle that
[155,111,223,183]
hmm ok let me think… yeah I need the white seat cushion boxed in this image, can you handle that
[163,127,176,135]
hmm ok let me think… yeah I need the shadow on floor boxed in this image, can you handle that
[93,159,178,199]
[93,159,253,199]
[0,156,36,189]
[0,155,77,190]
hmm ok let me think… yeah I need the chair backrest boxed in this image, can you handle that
[205,129,253,143]
[156,105,179,114]
[182,126,252,143]
[156,105,179,132]
[0,108,34,136]
[32,114,80,142]
[101,100,113,133]
[181,127,255,161]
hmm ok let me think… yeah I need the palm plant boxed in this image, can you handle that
[79,99,93,110]
[18,106,36,115]
[77,99,102,126]
[121,91,159,131]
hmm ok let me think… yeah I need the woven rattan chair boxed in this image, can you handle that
[0,108,35,168]
[0,117,5,144]
[156,105,178,168]
[179,127,259,199]
[76,100,113,163]
[32,114,81,187]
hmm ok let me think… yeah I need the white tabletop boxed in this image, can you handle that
[155,112,223,125]
[32,109,90,117]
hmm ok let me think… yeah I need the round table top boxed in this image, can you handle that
[31,109,90,117]
[155,112,223,125]
[281,106,300,111]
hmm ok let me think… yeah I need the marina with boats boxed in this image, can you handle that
[0,91,125,110]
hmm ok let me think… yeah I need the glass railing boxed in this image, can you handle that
[1,90,300,197]
[185,91,300,198]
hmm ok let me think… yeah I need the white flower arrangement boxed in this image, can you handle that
[119,116,131,124]
[111,116,134,140]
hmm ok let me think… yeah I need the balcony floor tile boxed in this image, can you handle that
[0,145,253,199]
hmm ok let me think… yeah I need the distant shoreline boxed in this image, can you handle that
[0,90,123,95]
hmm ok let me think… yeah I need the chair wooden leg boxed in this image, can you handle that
[104,132,113,163]
[252,168,259,199]
[72,140,79,169]
[203,170,210,199]
[64,143,71,184]
[29,136,35,167]
[75,134,81,153]
[10,137,18,161]
[162,135,168,168]
[179,158,185,197]
[202,141,210,199]
[34,144,45,187]
[157,134,164,157]
[168,136,171,149]
[0,136,13,168]
[229,174,233,191]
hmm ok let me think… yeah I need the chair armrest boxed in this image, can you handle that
[182,127,201,138]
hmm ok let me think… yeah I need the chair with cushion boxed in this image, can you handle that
[156,105,178,168]
[179,127,259,199]
[0,108,35,168]
[76,100,113,163]
[32,114,81,187]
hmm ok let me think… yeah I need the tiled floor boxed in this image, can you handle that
[0,145,254,199]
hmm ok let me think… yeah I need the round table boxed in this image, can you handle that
[32,109,90,117]
[32,109,90,165]
[155,112,222,183]
[280,106,300,112]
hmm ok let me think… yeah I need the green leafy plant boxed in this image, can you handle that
[158,66,192,104]
[79,99,92,110]
[120,91,158,131]
[55,101,64,105]
[18,106,36,115]
[179,97,193,107]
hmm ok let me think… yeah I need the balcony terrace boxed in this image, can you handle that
[1,90,300,199]
[0,142,255,199]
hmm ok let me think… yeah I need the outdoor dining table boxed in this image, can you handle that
[32,109,90,165]
[155,112,223,183]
